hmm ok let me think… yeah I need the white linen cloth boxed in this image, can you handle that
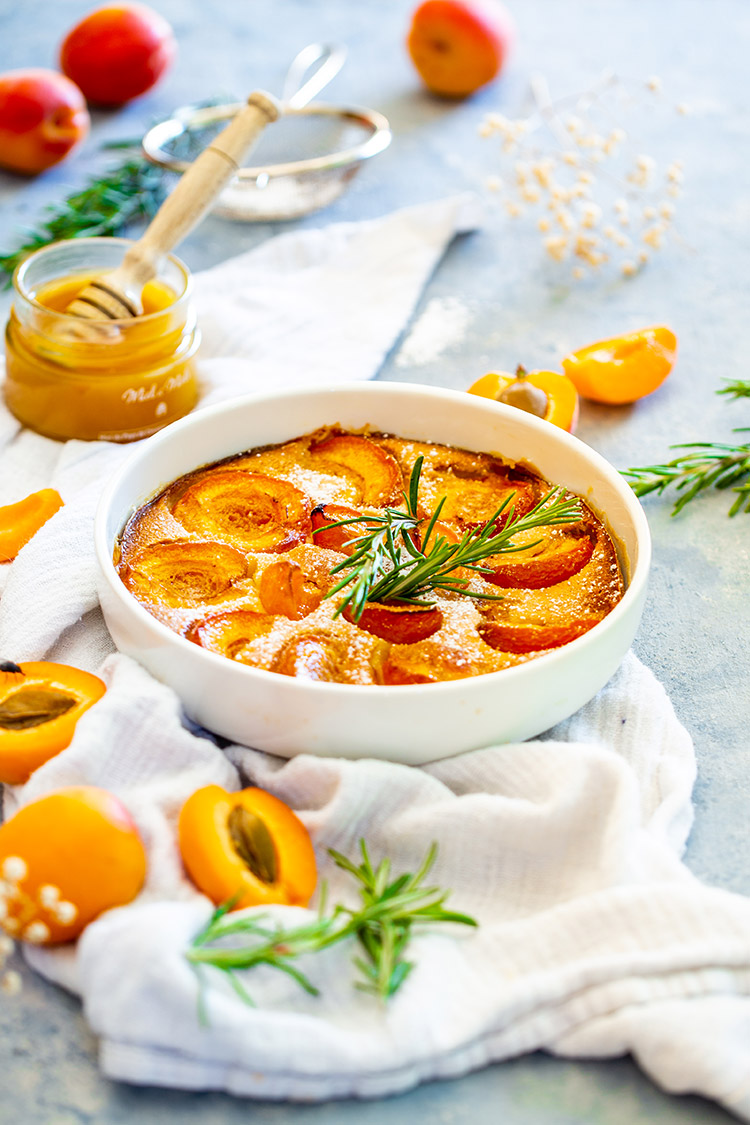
[2,196,750,1120]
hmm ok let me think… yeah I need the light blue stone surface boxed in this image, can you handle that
[1,0,748,1120]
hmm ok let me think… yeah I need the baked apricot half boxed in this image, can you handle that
[120,539,250,607]
[310,435,402,506]
[178,785,316,910]
[430,464,538,529]
[256,557,326,619]
[344,601,443,644]
[173,471,312,553]
[186,609,277,662]
[271,632,347,681]
[482,525,596,589]
[478,615,603,654]
[382,644,482,684]
[310,503,377,554]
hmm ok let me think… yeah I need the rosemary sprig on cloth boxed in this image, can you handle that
[186,840,477,1012]
[622,433,750,516]
[319,457,583,621]
[329,839,476,999]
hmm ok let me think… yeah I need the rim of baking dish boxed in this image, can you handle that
[94,382,651,698]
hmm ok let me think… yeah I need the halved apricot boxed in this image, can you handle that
[468,368,580,432]
[186,609,276,661]
[343,601,443,644]
[482,525,596,589]
[271,632,346,681]
[256,558,325,620]
[178,785,316,910]
[173,471,312,553]
[478,615,603,654]
[310,435,402,506]
[0,662,106,785]
[120,539,250,607]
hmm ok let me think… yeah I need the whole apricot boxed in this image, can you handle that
[0,69,89,176]
[0,787,146,944]
[60,3,176,106]
[407,0,515,98]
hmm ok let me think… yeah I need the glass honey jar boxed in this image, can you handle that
[4,237,200,442]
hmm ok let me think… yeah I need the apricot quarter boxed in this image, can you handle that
[0,488,63,562]
[562,326,678,405]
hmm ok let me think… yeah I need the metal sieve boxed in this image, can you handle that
[141,44,392,222]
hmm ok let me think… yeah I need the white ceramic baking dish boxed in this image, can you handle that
[95,383,650,764]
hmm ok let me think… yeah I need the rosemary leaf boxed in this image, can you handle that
[316,457,583,618]
[0,155,166,283]
[622,434,750,516]
[185,840,477,1014]
[717,380,750,400]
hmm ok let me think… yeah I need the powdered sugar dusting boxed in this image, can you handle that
[396,296,472,368]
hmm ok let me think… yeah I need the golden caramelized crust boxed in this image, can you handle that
[115,428,625,685]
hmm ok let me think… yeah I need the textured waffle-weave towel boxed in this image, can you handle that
[2,195,750,1120]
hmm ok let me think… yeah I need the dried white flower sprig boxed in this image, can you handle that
[480,71,688,280]
[0,854,78,968]
[0,929,21,997]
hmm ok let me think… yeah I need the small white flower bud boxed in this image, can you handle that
[1,857,27,884]
[23,921,51,945]
[1,970,22,996]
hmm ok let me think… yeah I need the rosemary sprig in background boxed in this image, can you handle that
[623,380,750,516]
[622,434,750,517]
[320,457,583,621]
[187,839,476,1014]
[717,379,750,400]
[0,154,166,283]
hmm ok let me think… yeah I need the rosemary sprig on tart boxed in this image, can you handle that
[316,456,584,621]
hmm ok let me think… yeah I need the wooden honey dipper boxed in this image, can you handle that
[65,90,279,321]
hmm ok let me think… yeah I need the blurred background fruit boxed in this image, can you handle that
[0,69,89,176]
[407,0,514,97]
[60,2,176,106]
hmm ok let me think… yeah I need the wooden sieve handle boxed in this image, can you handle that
[121,90,279,287]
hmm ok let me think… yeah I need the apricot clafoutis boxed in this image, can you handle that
[115,428,625,685]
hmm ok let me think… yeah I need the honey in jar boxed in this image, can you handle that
[4,237,200,442]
